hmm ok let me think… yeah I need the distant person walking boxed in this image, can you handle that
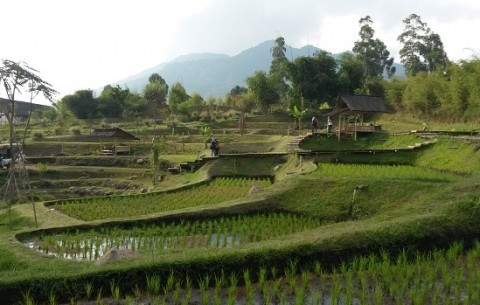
[210,137,219,157]
[327,116,333,136]
[311,116,319,134]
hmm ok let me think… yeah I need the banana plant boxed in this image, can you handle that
[292,105,307,135]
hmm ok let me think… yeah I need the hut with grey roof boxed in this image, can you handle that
[326,95,390,140]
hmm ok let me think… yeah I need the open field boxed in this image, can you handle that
[0,114,480,304]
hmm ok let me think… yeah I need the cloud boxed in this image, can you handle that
[2,0,479,104]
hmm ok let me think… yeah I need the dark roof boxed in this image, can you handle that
[0,98,53,118]
[89,128,139,140]
[326,95,389,116]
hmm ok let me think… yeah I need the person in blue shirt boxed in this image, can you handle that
[210,137,219,156]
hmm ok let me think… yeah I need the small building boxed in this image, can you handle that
[0,98,53,124]
[326,95,390,140]
[89,128,139,155]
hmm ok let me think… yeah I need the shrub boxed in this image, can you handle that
[32,132,43,141]
[35,162,48,173]
[69,127,81,135]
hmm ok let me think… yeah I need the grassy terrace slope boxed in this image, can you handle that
[0,115,479,304]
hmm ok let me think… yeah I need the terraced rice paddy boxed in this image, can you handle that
[21,212,324,260]
[49,177,272,221]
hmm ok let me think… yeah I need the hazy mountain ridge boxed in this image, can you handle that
[111,40,404,98]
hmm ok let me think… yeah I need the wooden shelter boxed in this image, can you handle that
[326,95,389,140]
[0,98,52,124]
[89,128,139,155]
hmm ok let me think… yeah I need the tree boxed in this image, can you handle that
[246,71,279,113]
[291,105,307,135]
[168,82,189,113]
[62,89,97,119]
[123,91,147,119]
[144,77,168,125]
[148,73,169,92]
[353,16,395,85]
[269,37,290,103]
[97,85,130,118]
[398,14,448,76]
[0,59,57,225]
[337,52,364,94]
[230,85,248,96]
[229,88,255,134]
[286,51,338,110]
[402,71,440,116]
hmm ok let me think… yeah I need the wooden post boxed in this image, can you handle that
[337,115,341,141]
[354,115,358,141]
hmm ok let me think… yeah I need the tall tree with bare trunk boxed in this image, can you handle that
[0,59,57,226]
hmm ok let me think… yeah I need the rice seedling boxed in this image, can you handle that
[172,282,181,305]
[85,282,93,300]
[164,271,175,295]
[227,272,238,305]
[124,295,133,305]
[109,280,121,304]
[199,274,210,305]
[330,272,341,305]
[95,287,103,305]
[146,274,161,296]
[373,282,383,305]
[243,269,255,305]
[344,270,354,305]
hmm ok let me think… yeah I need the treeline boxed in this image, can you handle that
[41,13,479,123]
[385,60,480,120]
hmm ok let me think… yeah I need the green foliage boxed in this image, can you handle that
[269,37,290,101]
[337,52,364,94]
[246,71,280,112]
[397,14,448,76]
[69,126,81,135]
[144,79,168,110]
[353,16,395,83]
[168,82,189,113]
[287,51,338,108]
[35,162,48,173]
[0,247,23,272]
[61,89,97,119]
[97,85,131,118]
[32,132,43,141]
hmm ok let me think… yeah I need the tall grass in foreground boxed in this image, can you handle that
[26,241,480,304]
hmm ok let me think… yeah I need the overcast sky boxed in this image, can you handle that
[2,0,480,104]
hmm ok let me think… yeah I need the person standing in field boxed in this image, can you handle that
[327,116,333,136]
[210,137,219,157]
[311,116,319,134]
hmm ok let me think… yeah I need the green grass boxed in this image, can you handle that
[53,177,272,221]
[300,133,422,151]
[1,115,480,304]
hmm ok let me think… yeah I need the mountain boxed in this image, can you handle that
[111,40,405,98]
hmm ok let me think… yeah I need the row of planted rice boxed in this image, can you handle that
[22,212,325,260]
[20,241,480,305]
[49,177,272,221]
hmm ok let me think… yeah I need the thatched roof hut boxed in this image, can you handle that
[89,128,139,141]
[326,95,390,140]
